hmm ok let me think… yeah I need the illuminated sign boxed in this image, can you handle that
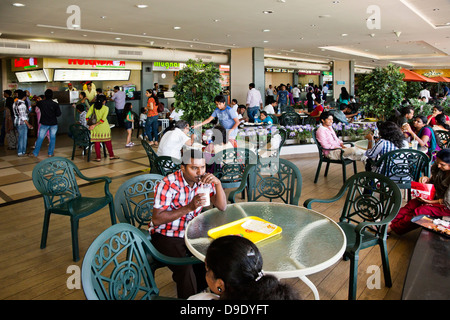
[67,59,126,68]
[153,61,184,71]
[14,57,38,69]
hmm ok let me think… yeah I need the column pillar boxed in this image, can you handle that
[332,60,354,101]
[230,47,265,106]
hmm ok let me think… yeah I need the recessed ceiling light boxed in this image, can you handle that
[213,19,220,22]
[100,16,106,19]
[263,10,274,14]
[262,29,270,32]
[341,33,348,36]
[332,1,340,3]
[263,40,269,43]
[173,26,181,30]
[115,37,121,40]
[136,4,148,8]
[12,3,25,7]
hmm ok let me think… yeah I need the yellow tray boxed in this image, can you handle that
[207,216,282,244]
[363,118,378,122]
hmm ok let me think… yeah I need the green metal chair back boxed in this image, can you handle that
[82,223,167,300]
[141,139,160,174]
[269,114,279,124]
[435,130,450,149]
[312,127,357,184]
[207,148,257,189]
[32,157,115,261]
[304,171,402,300]
[229,158,302,205]
[155,156,181,176]
[114,174,164,231]
[369,149,430,191]
[280,112,301,126]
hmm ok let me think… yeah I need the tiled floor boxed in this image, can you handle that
[0,128,150,206]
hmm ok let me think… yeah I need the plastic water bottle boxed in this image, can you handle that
[197,184,211,206]
[374,128,379,140]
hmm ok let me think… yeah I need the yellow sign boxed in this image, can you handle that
[412,69,450,78]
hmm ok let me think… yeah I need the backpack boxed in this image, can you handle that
[157,102,165,113]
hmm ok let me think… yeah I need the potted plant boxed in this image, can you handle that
[358,64,407,121]
[172,59,222,125]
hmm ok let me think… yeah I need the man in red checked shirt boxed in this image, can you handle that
[151,148,227,298]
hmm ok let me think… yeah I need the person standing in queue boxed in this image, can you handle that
[110,86,126,128]
[143,89,159,146]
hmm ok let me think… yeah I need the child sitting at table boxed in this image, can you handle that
[188,235,299,300]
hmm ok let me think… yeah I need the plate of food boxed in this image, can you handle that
[411,215,450,237]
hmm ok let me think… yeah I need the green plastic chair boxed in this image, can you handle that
[207,148,257,191]
[435,130,450,149]
[280,112,301,126]
[32,157,116,262]
[114,174,164,233]
[312,127,357,184]
[367,149,430,200]
[304,171,402,300]
[114,174,201,273]
[155,156,181,176]
[81,223,183,300]
[228,158,302,205]
[141,139,160,174]
[69,123,106,162]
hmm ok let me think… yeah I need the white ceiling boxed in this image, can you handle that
[0,0,449,69]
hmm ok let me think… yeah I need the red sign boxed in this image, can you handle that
[14,57,38,68]
[68,59,125,67]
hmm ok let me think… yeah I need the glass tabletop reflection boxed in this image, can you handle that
[185,202,346,278]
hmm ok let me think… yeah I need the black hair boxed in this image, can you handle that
[314,96,322,103]
[214,95,226,104]
[96,88,103,94]
[238,105,246,110]
[400,106,414,116]
[339,103,348,111]
[122,102,132,119]
[3,90,12,96]
[16,90,26,99]
[320,111,333,121]
[340,87,349,100]
[79,91,87,99]
[249,83,255,88]
[377,121,406,149]
[414,115,428,125]
[114,86,120,90]
[76,104,85,113]
[205,236,299,300]
[44,89,53,100]
[94,94,106,110]
[174,120,189,130]
[435,114,450,130]
[437,149,450,163]
[260,110,268,117]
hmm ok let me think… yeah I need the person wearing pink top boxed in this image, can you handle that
[316,111,364,160]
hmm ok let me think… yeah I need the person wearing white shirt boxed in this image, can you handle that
[266,85,276,103]
[157,120,194,160]
[231,99,238,113]
[246,83,263,123]
[264,101,277,115]
[292,85,301,104]
[419,87,431,103]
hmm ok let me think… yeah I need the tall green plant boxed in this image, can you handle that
[173,59,222,125]
[358,64,406,120]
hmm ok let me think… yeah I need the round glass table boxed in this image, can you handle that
[185,202,346,300]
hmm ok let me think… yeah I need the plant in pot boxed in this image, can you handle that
[172,59,222,126]
[358,64,407,121]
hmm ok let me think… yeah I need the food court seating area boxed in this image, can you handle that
[0,128,422,300]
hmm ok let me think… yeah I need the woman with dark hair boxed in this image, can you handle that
[123,102,134,147]
[403,115,440,159]
[365,121,408,163]
[433,113,450,132]
[86,94,119,161]
[338,87,350,105]
[144,89,159,146]
[389,149,450,235]
[157,120,194,160]
[189,235,299,300]
[426,105,450,126]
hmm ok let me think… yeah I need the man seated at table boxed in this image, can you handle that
[151,148,227,299]
[332,104,351,124]
[263,101,277,115]
[316,111,364,160]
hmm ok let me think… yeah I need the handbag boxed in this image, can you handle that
[87,110,97,126]
[411,181,436,200]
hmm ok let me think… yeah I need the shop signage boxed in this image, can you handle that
[153,61,184,71]
[67,59,126,68]
[14,57,39,69]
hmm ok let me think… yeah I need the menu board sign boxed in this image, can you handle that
[53,69,131,81]
[15,69,49,82]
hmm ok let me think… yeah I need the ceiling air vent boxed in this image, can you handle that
[195,54,212,60]
[118,50,143,56]
[0,42,31,49]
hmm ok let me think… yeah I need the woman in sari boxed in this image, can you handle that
[403,115,440,159]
